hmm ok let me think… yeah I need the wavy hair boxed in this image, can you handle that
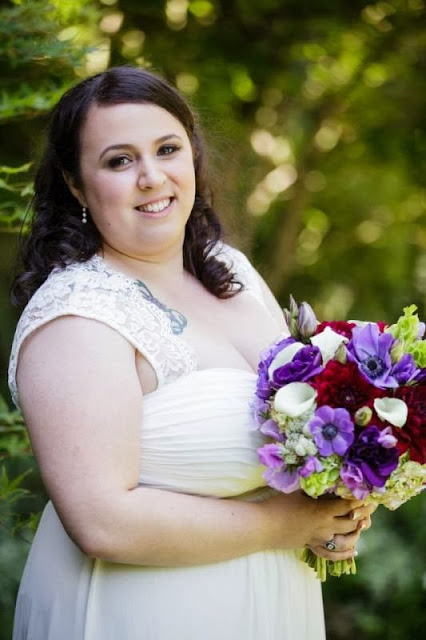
[11,66,242,307]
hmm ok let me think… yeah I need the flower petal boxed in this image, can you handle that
[268,342,305,378]
[311,327,347,364]
[274,382,317,417]
[374,397,408,428]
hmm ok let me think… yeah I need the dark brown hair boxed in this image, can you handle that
[11,66,242,307]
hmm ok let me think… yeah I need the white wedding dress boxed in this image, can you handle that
[8,245,325,640]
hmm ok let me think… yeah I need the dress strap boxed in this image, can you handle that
[213,243,266,307]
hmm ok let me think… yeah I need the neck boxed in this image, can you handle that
[100,242,186,285]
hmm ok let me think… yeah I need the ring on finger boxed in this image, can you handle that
[324,539,337,552]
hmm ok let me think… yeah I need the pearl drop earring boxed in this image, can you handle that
[82,206,88,224]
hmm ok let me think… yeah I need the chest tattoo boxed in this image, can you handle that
[136,280,188,335]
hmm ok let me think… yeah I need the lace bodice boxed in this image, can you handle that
[8,244,266,409]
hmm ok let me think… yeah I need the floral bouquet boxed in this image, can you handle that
[252,297,426,581]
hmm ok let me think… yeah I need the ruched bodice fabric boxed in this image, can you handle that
[139,369,266,497]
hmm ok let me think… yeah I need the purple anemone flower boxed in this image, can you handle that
[348,324,418,388]
[341,425,399,496]
[347,324,396,388]
[309,406,355,456]
[272,345,323,387]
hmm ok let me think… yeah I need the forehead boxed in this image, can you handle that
[79,102,190,152]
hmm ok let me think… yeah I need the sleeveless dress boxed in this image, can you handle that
[8,244,325,640]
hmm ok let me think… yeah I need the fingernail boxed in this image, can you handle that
[352,511,361,520]
[360,522,367,530]
[353,550,358,557]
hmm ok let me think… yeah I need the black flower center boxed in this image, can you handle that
[322,423,338,440]
[361,355,386,379]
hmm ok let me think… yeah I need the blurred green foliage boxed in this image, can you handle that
[0,0,425,638]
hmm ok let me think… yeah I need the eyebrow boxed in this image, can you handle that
[99,134,184,160]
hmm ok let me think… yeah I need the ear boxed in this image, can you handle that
[62,171,86,207]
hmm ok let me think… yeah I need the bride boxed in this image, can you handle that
[9,66,373,639]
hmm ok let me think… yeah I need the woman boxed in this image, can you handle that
[9,66,372,639]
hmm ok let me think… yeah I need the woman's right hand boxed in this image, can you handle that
[260,491,372,561]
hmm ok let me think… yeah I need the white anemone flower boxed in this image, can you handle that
[374,397,408,428]
[268,342,305,379]
[274,382,317,417]
[310,327,348,365]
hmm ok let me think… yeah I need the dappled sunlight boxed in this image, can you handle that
[166,0,188,30]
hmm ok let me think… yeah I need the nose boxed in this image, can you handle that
[137,157,166,190]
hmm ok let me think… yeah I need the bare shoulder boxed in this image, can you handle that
[16,315,143,440]
[17,315,136,386]
[252,270,288,332]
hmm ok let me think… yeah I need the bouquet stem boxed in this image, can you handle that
[299,548,357,582]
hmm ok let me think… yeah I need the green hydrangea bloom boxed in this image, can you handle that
[387,305,426,367]
[369,455,426,509]
[300,455,341,497]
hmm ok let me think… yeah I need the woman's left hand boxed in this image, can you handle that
[309,502,376,561]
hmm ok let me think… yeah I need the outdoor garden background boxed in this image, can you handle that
[0,1,425,638]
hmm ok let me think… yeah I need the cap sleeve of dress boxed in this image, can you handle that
[213,243,266,307]
[8,257,196,409]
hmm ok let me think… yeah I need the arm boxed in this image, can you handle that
[17,316,364,566]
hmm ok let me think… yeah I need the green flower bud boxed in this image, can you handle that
[354,406,372,427]
[334,342,347,364]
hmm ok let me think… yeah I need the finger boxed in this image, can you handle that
[309,545,358,562]
[333,530,361,551]
[358,517,371,532]
[349,504,376,521]
[327,499,366,518]
[331,517,361,536]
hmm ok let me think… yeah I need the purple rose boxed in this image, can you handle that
[342,425,399,495]
[255,336,296,400]
[272,345,323,387]
[414,367,426,384]
[392,353,418,385]
[250,395,269,426]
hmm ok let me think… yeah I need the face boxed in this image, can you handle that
[69,102,196,263]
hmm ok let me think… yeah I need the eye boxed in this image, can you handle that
[158,144,180,156]
[107,155,132,169]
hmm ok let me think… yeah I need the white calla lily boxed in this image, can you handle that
[274,382,317,417]
[268,342,304,379]
[310,327,347,365]
[374,397,408,428]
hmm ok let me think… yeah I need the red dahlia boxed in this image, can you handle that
[394,385,426,464]
[312,360,385,417]
[315,321,356,340]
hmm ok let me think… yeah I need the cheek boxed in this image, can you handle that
[85,174,129,206]
[181,166,196,196]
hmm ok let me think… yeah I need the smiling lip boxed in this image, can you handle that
[135,197,173,215]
